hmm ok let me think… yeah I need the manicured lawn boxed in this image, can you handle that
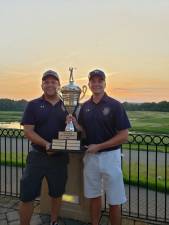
[122,161,169,193]
[127,111,169,134]
[1,110,169,134]
[0,152,27,167]
[0,111,22,122]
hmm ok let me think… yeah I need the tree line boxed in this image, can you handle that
[0,99,169,112]
[0,99,27,111]
[123,101,169,112]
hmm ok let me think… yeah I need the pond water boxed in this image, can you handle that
[0,122,23,129]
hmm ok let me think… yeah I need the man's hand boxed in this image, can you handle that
[45,143,56,155]
[66,114,73,124]
[66,114,83,132]
[86,144,100,154]
[66,114,77,124]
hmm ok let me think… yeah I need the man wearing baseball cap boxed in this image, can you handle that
[19,70,68,225]
[42,70,60,83]
[72,69,131,225]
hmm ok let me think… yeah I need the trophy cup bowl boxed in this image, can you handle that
[52,68,87,151]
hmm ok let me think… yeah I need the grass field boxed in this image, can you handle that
[0,111,22,122]
[1,110,169,134]
[123,161,169,193]
[127,111,169,134]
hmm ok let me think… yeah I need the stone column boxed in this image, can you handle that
[40,153,90,223]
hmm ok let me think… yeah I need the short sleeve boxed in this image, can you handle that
[78,104,84,127]
[21,102,36,125]
[114,103,131,131]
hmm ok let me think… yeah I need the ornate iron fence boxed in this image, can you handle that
[0,128,168,223]
[120,133,169,224]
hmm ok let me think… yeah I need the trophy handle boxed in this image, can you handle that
[80,85,87,100]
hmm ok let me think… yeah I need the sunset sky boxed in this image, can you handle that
[0,0,169,103]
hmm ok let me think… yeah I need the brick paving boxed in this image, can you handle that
[0,196,168,225]
[0,196,91,225]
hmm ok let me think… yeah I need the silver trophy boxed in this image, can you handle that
[52,67,87,150]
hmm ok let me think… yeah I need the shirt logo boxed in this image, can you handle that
[85,108,90,113]
[102,107,110,116]
[40,105,45,109]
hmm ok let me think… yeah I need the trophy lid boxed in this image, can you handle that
[61,68,81,94]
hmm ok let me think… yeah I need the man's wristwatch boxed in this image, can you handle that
[46,143,52,151]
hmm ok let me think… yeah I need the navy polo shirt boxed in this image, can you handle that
[21,96,67,151]
[78,93,131,152]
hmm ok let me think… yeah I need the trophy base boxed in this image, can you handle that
[52,131,80,151]
[52,139,80,151]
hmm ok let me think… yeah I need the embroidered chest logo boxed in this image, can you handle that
[85,108,91,113]
[102,107,110,116]
[40,105,45,109]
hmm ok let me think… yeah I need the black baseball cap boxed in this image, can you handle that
[42,70,60,82]
[88,69,106,80]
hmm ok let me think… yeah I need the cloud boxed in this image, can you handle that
[113,87,168,93]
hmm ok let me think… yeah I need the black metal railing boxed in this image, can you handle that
[120,133,169,224]
[0,129,29,197]
[0,128,168,223]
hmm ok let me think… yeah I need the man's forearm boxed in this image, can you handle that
[97,130,128,151]
[24,130,49,148]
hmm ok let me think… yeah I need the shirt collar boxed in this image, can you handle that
[39,95,62,105]
[90,92,109,104]
[39,95,44,101]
